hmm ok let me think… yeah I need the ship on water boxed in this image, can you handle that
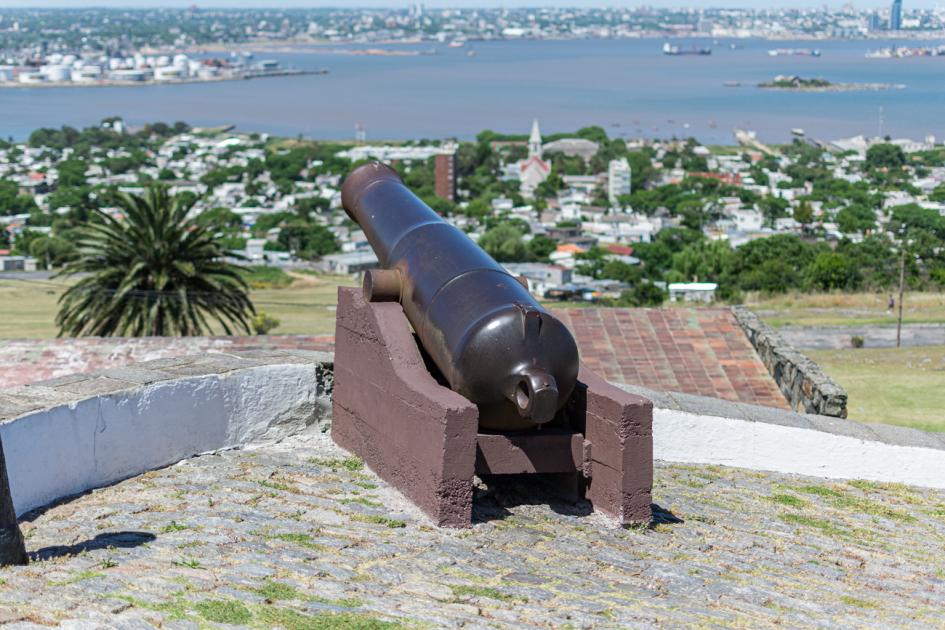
[768,48,822,57]
[662,42,712,56]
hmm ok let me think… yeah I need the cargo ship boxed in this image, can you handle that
[662,43,712,56]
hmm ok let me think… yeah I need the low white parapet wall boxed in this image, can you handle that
[0,350,332,516]
[1,349,944,518]
[617,383,945,490]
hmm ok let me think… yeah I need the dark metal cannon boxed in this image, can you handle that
[341,162,579,431]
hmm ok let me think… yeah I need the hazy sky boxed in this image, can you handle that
[0,1,919,10]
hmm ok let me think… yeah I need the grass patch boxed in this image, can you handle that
[807,345,945,432]
[793,484,915,522]
[840,595,878,609]
[312,595,364,609]
[258,478,299,493]
[0,272,354,339]
[353,481,378,490]
[173,557,203,569]
[748,291,945,328]
[449,584,524,603]
[256,531,327,551]
[241,265,294,289]
[48,570,104,586]
[769,493,808,508]
[779,513,846,537]
[351,514,406,528]
[795,484,844,499]
[255,607,402,629]
[310,456,364,472]
[161,520,190,533]
[195,599,252,624]
[339,497,382,508]
[255,580,304,601]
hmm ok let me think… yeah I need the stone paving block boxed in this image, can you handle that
[9,430,945,628]
[134,356,201,370]
[98,367,173,385]
[0,386,81,419]
[54,376,136,397]
[865,422,945,450]
[807,414,882,442]
[28,373,92,388]
[732,402,815,430]
[667,391,751,421]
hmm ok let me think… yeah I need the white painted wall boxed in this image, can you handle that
[1,364,324,516]
[654,408,945,490]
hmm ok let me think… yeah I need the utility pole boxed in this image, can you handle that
[896,245,905,348]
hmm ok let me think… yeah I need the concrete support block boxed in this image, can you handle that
[332,288,654,528]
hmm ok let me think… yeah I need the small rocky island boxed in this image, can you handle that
[758,75,903,92]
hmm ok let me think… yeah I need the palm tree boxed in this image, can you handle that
[55,186,255,337]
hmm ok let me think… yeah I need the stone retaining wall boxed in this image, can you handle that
[732,306,848,418]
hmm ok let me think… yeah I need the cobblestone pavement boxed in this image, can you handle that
[2,430,944,629]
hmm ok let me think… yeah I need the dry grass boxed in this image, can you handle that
[0,273,355,339]
[747,291,945,328]
[807,345,945,432]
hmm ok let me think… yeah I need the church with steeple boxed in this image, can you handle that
[516,119,551,199]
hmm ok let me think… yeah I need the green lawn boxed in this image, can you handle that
[0,272,355,339]
[807,346,945,433]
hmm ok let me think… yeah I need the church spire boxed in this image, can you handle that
[528,119,542,159]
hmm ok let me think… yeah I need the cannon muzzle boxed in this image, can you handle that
[341,162,579,430]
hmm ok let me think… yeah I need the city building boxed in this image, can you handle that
[542,138,599,163]
[434,143,457,202]
[668,282,718,303]
[890,0,902,30]
[607,158,632,205]
[516,119,551,199]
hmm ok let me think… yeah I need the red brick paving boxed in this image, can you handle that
[552,307,789,410]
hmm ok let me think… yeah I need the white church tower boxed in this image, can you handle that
[528,119,542,159]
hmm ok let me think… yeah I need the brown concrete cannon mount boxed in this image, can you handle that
[332,162,653,528]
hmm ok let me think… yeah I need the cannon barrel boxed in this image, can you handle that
[341,162,579,431]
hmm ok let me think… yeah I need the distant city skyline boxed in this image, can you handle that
[0,1,928,10]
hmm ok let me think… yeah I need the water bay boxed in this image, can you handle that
[2,37,944,144]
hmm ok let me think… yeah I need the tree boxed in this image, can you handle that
[57,159,88,188]
[836,204,876,234]
[671,239,733,283]
[865,143,906,171]
[479,224,529,262]
[617,282,667,307]
[55,186,255,337]
[805,252,859,291]
[725,234,821,294]
[527,235,557,261]
[0,180,38,216]
[277,222,339,259]
[793,201,814,225]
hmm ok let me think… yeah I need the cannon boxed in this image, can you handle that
[341,162,579,431]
